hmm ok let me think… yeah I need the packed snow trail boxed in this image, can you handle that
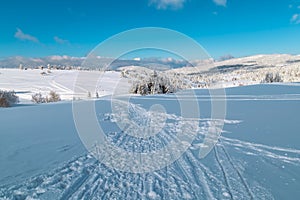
[1,105,300,199]
[2,130,298,199]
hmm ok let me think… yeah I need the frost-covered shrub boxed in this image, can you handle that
[31,93,46,103]
[274,73,283,82]
[47,91,61,102]
[0,90,19,107]
[31,91,61,104]
[262,72,283,83]
[263,72,273,83]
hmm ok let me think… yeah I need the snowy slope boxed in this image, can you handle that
[0,69,125,102]
[1,53,300,104]
[0,84,300,199]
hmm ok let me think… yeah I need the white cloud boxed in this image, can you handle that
[291,14,300,24]
[54,36,69,45]
[213,0,227,7]
[49,55,80,61]
[14,28,39,43]
[291,14,298,21]
[149,0,186,10]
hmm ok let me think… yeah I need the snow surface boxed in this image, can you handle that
[1,59,300,199]
[1,83,300,199]
[0,69,125,102]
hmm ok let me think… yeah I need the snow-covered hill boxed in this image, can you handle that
[121,54,300,89]
[1,54,300,103]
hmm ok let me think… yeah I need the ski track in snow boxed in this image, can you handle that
[1,102,299,199]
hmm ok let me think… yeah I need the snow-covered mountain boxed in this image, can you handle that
[0,55,189,70]
[0,56,85,68]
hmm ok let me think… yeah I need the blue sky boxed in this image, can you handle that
[1,0,300,59]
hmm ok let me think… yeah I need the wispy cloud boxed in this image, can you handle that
[14,28,39,43]
[149,0,186,10]
[213,0,227,7]
[291,14,300,24]
[288,3,300,9]
[54,36,70,45]
[149,0,228,10]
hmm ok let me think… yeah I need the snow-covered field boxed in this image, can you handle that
[1,58,300,199]
[0,68,125,102]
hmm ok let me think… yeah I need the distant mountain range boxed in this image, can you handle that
[0,56,84,68]
[2,54,300,71]
[0,55,191,70]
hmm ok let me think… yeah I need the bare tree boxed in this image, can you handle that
[47,91,61,102]
[32,91,61,103]
[31,93,46,103]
